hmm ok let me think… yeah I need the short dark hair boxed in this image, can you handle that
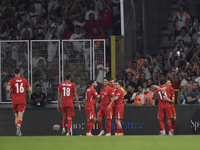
[90,80,95,85]
[109,78,114,81]
[160,79,166,85]
[181,26,186,31]
[103,77,108,81]
[193,81,198,85]
[89,13,94,17]
[14,68,21,74]
[35,84,41,88]
[65,73,71,80]
[159,73,166,77]
[138,84,143,88]
[115,80,122,86]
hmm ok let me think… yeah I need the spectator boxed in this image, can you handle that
[124,85,135,106]
[177,82,189,104]
[173,40,188,59]
[175,27,192,48]
[124,61,139,79]
[83,13,103,36]
[147,78,154,88]
[97,1,113,38]
[27,4,39,27]
[142,58,152,80]
[137,72,147,87]
[130,85,149,106]
[70,0,84,22]
[147,84,156,105]
[91,27,106,40]
[50,73,59,101]
[34,73,52,100]
[48,3,58,27]
[30,84,47,107]
[30,28,39,40]
[72,15,86,31]
[133,51,145,71]
[45,27,56,40]
[60,22,73,39]
[50,16,63,39]
[0,19,10,40]
[32,0,46,14]
[185,19,194,36]
[125,72,137,89]
[75,77,86,101]
[142,81,150,94]
[187,81,199,104]
[85,1,99,21]
[32,49,47,68]
[180,71,189,88]
[2,75,13,101]
[172,5,191,39]
[96,62,109,89]
[47,37,59,62]
[15,4,28,21]
[1,64,14,84]
[105,37,111,60]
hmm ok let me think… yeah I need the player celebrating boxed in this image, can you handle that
[154,79,175,135]
[85,80,100,136]
[97,77,115,136]
[57,73,81,136]
[107,80,124,136]
[6,68,32,136]
[165,80,176,135]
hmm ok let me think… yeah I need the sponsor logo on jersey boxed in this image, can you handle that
[62,84,71,86]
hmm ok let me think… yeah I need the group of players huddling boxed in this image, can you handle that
[6,68,176,136]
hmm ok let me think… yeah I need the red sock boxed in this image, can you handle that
[159,120,164,131]
[118,128,123,133]
[90,121,95,130]
[97,121,104,131]
[18,120,22,126]
[115,123,118,133]
[62,118,67,128]
[67,120,72,132]
[87,121,92,133]
[167,121,171,131]
[106,121,111,134]
[172,119,176,130]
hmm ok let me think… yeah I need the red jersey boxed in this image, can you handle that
[85,87,99,110]
[100,86,115,110]
[58,81,77,107]
[109,85,115,107]
[83,20,101,34]
[156,85,174,109]
[114,88,124,107]
[8,77,30,105]
[170,89,175,107]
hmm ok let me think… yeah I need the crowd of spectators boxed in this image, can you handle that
[0,0,121,103]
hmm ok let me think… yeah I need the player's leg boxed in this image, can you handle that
[158,109,166,135]
[62,116,67,135]
[14,113,18,128]
[115,119,123,135]
[115,107,124,135]
[112,107,118,135]
[86,117,96,136]
[105,109,112,136]
[16,111,23,136]
[171,107,176,134]
[165,108,173,135]
[66,106,74,136]
[61,107,67,135]
[97,109,105,136]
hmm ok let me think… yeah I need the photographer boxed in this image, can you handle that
[187,82,199,104]
[30,84,47,107]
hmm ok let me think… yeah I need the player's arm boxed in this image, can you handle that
[107,96,115,110]
[57,91,61,111]
[95,95,100,109]
[6,85,11,93]
[27,87,32,93]
[153,85,166,92]
[123,89,127,96]
[163,96,175,103]
[74,92,81,111]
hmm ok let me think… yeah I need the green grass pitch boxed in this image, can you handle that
[0,136,200,150]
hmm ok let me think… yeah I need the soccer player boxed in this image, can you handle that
[57,73,81,136]
[154,79,175,135]
[85,80,100,136]
[97,77,115,136]
[107,80,124,136]
[6,68,32,136]
[165,80,176,135]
